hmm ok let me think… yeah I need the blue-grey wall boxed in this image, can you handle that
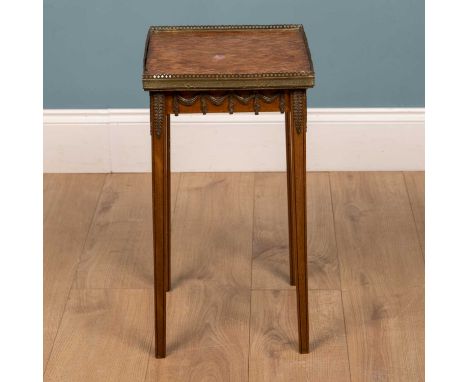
[44,0,424,108]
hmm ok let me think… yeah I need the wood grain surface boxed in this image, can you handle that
[45,289,153,382]
[75,173,180,289]
[404,172,425,256]
[170,173,255,289]
[145,173,254,380]
[44,172,425,381]
[43,174,106,370]
[252,173,340,290]
[329,172,424,290]
[330,172,424,381]
[145,282,251,381]
[146,28,311,75]
[342,284,424,382]
[249,290,350,382]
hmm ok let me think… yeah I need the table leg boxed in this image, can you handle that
[165,114,171,292]
[289,90,309,353]
[285,111,296,286]
[150,93,168,358]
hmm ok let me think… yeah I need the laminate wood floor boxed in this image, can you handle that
[44,172,424,382]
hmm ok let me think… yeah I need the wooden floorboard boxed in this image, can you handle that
[145,173,255,381]
[145,282,251,381]
[43,173,106,370]
[404,172,425,256]
[330,172,425,382]
[249,290,350,382]
[44,289,153,382]
[252,173,340,290]
[74,173,180,289]
[342,284,424,382]
[329,172,424,290]
[44,172,425,381]
[170,173,255,290]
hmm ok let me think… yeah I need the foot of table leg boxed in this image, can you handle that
[151,93,167,358]
[289,90,309,354]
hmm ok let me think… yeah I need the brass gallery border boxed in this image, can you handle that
[143,77,314,91]
[142,24,316,88]
[150,24,303,32]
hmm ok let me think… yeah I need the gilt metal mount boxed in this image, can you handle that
[292,90,306,134]
[152,93,165,138]
[172,92,286,116]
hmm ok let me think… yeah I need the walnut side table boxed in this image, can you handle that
[142,24,315,358]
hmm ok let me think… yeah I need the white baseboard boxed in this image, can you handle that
[43,108,424,172]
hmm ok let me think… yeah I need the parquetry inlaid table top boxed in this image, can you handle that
[143,25,315,90]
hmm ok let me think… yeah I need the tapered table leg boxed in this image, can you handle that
[165,114,171,292]
[285,111,296,286]
[288,90,309,353]
[150,93,167,358]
